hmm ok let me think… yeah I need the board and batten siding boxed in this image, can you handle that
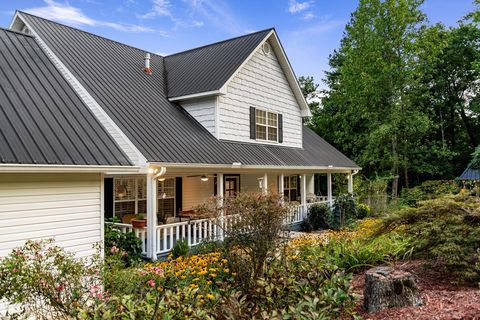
[218,39,303,148]
[0,173,103,259]
[180,97,217,136]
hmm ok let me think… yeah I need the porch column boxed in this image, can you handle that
[146,174,157,261]
[300,174,307,205]
[217,173,224,241]
[306,174,315,198]
[279,173,284,202]
[262,173,268,194]
[327,172,333,206]
[347,172,354,194]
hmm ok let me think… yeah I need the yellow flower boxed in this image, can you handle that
[232,272,237,276]
[189,283,198,288]
[223,268,229,273]
[206,280,212,285]
[206,293,215,300]
[192,277,200,282]
[181,275,186,279]
[209,273,217,278]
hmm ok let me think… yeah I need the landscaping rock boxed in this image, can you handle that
[364,266,423,313]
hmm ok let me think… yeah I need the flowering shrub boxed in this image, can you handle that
[0,239,102,319]
[104,220,142,266]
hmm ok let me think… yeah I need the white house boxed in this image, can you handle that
[0,11,360,266]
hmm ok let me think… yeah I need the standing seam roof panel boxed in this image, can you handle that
[0,28,131,166]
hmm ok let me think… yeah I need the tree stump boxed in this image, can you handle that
[364,266,423,313]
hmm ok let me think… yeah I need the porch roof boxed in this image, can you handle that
[17,12,359,170]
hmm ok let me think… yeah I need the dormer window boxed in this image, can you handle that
[255,109,278,142]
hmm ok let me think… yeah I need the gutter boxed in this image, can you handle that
[0,164,140,173]
[148,162,362,173]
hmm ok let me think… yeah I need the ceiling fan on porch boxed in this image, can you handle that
[186,174,216,181]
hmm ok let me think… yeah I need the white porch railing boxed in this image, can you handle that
[110,201,331,256]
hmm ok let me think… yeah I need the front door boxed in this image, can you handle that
[224,175,240,198]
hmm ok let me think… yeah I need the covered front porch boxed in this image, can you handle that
[105,166,355,259]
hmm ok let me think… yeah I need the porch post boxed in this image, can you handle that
[279,173,284,202]
[347,172,353,194]
[300,174,307,205]
[262,173,268,194]
[300,174,307,220]
[217,173,224,241]
[327,172,333,206]
[146,174,157,261]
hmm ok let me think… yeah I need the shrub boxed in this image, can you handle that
[104,219,142,266]
[357,203,371,219]
[0,239,102,319]
[331,194,358,229]
[380,195,480,282]
[196,192,289,286]
[400,180,459,206]
[305,203,333,230]
[171,239,189,259]
[219,260,357,319]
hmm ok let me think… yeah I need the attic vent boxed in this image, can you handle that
[262,42,271,55]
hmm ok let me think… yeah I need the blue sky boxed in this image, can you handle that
[0,1,475,87]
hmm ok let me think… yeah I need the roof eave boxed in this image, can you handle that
[0,164,140,173]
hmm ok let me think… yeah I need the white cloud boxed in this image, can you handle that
[302,12,315,20]
[24,0,160,34]
[184,0,243,35]
[139,0,172,19]
[288,0,313,14]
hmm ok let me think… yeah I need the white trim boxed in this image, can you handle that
[214,96,220,138]
[15,13,148,167]
[149,162,361,172]
[168,90,224,102]
[0,164,139,173]
[219,30,312,118]
[100,173,105,259]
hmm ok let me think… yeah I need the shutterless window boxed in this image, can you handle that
[255,109,278,142]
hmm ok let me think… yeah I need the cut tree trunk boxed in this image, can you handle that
[364,266,423,313]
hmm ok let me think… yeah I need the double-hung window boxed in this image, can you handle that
[255,109,278,142]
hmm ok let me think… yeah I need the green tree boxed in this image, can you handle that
[313,0,429,192]
[310,0,480,189]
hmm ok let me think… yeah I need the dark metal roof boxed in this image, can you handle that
[459,166,480,180]
[18,12,359,169]
[164,29,272,98]
[0,28,131,166]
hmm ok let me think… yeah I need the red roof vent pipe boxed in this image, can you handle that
[144,53,152,75]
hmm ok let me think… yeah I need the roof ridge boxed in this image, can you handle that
[17,10,163,57]
[0,26,34,38]
[165,27,274,58]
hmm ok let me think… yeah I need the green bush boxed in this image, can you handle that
[381,195,480,282]
[301,203,333,231]
[356,203,371,219]
[171,239,189,259]
[400,180,459,206]
[104,219,142,266]
[331,194,358,229]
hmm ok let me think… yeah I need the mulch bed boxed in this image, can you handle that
[352,260,480,320]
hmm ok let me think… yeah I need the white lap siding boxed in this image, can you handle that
[218,39,303,148]
[0,173,103,258]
